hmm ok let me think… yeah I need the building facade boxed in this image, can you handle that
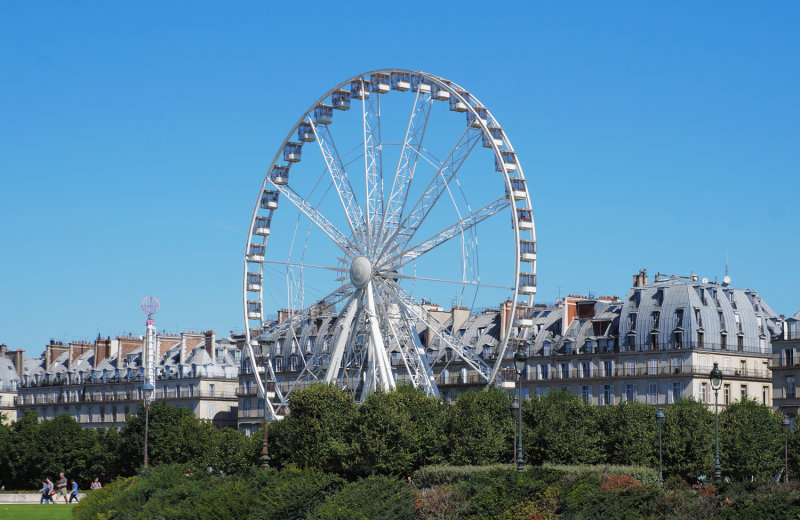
[771,311,800,418]
[16,331,241,429]
[0,344,22,423]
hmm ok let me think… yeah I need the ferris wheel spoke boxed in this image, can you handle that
[323,294,359,384]
[377,126,481,258]
[262,259,348,273]
[270,181,358,257]
[377,90,433,250]
[373,280,439,396]
[362,82,384,253]
[271,282,354,335]
[382,270,513,291]
[383,279,492,382]
[379,196,509,269]
[309,118,368,252]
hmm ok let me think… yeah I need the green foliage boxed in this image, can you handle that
[522,389,602,465]
[0,504,75,520]
[412,464,521,488]
[349,386,445,477]
[456,467,566,520]
[597,401,658,466]
[662,398,714,480]
[444,387,513,465]
[280,383,357,475]
[541,463,659,486]
[719,398,783,481]
[308,475,416,520]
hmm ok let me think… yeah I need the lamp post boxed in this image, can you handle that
[141,381,154,471]
[709,362,723,482]
[513,345,527,473]
[257,332,275,469]
[783,417,791,483]
[656,408,665,487]
[510,394,520,464]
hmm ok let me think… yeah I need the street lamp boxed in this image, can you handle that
[141,381,154,471]
[709,362,723,482]
[513,345,527,473]
[656,408,665,488]
[257,332,275,469]
[783,417,791,483]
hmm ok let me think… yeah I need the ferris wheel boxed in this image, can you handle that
[243,69,536,419]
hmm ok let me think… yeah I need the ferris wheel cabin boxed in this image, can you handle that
[271,165,289,185]
[482,126,505,148]
[254,215,272,236]
[370,73,390,94]
[467,107,488,128]
[449,91,469,112]
[516,208,533,230]
[391,72,411,91]
[314,104,334,125]
[247,301,262,321]
[520,239,537,262]
[508,178,527,200]
[284,142,302,162]
[261,190,279,210]
[247,272,262,292]
[297,122,315,142]
[332,89,351,110]
[495,151,517,172]
[350,80,369,100]
[432,84,450,101]
[515,304,534,328]
[519,273,537,295]
[411,75,431,94]
[247,244,265,263]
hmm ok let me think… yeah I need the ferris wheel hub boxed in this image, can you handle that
[349,255,373,288]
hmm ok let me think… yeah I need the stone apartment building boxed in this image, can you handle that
[0,344,23,423]
[771,311,800,419]
[16,331,241,429]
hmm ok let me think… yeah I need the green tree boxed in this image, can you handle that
[598,401,658,466]
[719,398,783,480]
[444,387,513,465]
[350,390,418,476]
[662,398,714,481]
[281,383,357,475]
[522,389,602,465]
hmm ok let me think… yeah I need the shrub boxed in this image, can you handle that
[308,475,415,520]
[413,484,468,520]
[598,474,642,491]
[412,464,519,489]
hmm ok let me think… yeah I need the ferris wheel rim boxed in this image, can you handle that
[242,69,536,417]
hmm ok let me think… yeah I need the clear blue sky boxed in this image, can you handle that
[1,2,798,353]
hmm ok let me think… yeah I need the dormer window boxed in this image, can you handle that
[628,313,637,330]
[651,311,660,328]
[675,309,684,328]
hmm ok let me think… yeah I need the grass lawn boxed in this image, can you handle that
[0,504,74,519]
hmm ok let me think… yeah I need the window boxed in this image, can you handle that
[787,376,796,399]
[671,382,682,403]
[540,364,550,380]
[602,384,613,406]
[582,362,591,378]
[652,311,660,328]
[740,385,748,400]
[603,360,614,377]
[209,384,215,397]
[763,362,769,377]
[628,313,637,330]
[763,386,769,405]
[694,308,702,327]
[650,332,659,351]
[723,384,731,404]
[625,359,635,376]
[560,363,569,379]
[739,360,746,375]
[721,333,727,350]
[675,309,684,328]
[670,357,682,375]
[648,359,658,375]
[674,331,683,349]
[580,385,590,403]
[625,384,636,403]
[698,330,704,349]
[648,387,661,405]
[737,335,744,352]
[700,382,708,403]
[628,334,636,351]
[786,349,795,366]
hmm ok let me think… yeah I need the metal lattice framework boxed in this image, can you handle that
[243,69,536,419]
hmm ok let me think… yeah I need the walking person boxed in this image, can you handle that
[68,479,79,503]
[56,472,68,504]
[40,479,49,504]
[44,477,55,504]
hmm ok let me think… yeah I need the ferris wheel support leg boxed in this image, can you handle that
[324,296,359,384]
[365,281,395,392]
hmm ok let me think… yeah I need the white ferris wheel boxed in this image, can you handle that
[243,69,536,419]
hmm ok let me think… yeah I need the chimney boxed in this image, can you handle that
[452,306,470,333]
[205,330,216,363]
[12,349,25,379]
[0,344,6,356]
[633,269,648,288]
[68,343,73,370]
[499,300,512,338]
[180,332,187,365]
